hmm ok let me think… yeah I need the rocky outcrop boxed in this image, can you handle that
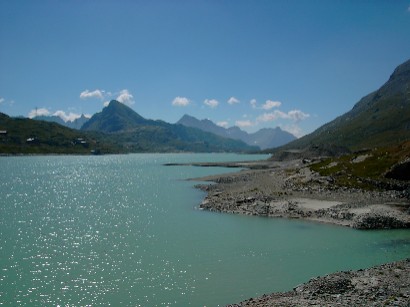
[385,159,410,181]
[353,213,410,229]
[229,259,410,307]
[194,160,410,229]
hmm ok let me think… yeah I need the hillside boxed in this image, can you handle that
[0,113,119,154]
[309,140,410,189]
[82,100,258,153]
[178,114,296,150]
[272,59,410,155]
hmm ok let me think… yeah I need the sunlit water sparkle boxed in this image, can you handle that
[1,154,409,306]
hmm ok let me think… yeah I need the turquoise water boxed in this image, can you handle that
[0,153,409,306]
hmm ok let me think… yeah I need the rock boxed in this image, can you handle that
[232,259,410,306]
[353,213,410,229]
[385,159,410,181]
[253,201,269,215]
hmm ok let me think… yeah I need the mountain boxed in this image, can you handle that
[35,115,66,126]
[248,128,297,149]
[177,114,296,150]
[272,58,410,157]
[81,100,258,153]
[0,112,120,154]
[34,114,89,130]
[69,114,90,129]
[178,115,227,136]
[81,100,151,132]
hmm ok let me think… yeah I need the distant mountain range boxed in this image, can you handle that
[80,100,258,153]
[1,101,258,154]
[177,114,296,150]
[5,58,410,155]
[27,101,259,153]
[272,58,410,158]
[34,114,89,130]
[33,105,296,150]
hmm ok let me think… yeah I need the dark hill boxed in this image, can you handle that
[272,58,410,157]
[0,112,119,154]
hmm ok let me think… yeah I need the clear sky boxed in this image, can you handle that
[1,0,409,137]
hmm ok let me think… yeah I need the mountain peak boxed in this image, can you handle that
[388,59,410,82]
[79,104,257,152]
[107,99,122,106]
[82,100,148,132]
[177,114,296,149]
[377,59,410,98]
[274,58,410,154]
[104,99,130,111]
[180,114,196,121]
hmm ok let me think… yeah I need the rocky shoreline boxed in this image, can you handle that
[184,158,410,306]
[229,258,410,306]
[192,159,410,230]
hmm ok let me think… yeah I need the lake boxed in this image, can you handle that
[1,153,409,306]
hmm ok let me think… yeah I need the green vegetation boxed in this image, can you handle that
[310,141,410,189]
[0,113,121,154]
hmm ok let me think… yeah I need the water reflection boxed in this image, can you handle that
[0,154,409,306]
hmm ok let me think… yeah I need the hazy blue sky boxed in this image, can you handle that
[1,0,409,136]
